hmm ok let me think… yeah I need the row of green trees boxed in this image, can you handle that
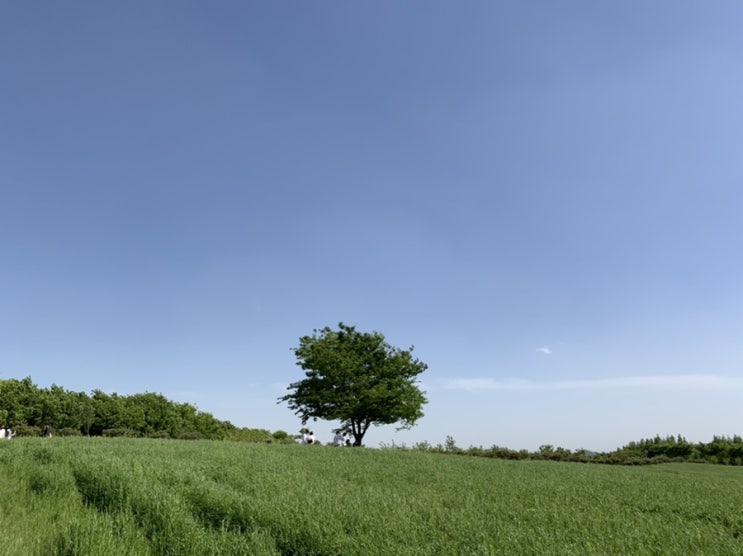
[0,377,291,442]
[385,434,743,466]
[612,434,743,465]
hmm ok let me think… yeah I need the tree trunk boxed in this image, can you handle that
[351,419,370,447]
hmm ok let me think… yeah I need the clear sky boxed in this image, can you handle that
[2,2,742,452]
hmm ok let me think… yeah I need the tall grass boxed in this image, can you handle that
[0,438,741,554]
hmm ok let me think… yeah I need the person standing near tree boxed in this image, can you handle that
[333,431,344,447]
[43,424,52,438]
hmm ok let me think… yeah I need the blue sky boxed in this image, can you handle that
[2,2,742,451]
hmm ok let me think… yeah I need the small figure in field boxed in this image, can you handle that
[43,424,53,438]
[299,429,317,444]
[0,425,6,439]
[333,431,344,447]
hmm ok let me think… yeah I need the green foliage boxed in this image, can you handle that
[13,425,42,437]
[0,438,742,555]
[0,376,284,443]
[392,434,743,467]
[444,435,460,453]
[613,435,743,465]
[280,322,428,446]
[271,429,291,442]
[225,428,295,444]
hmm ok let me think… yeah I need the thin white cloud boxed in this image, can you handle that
[536,346,552,355]
[439,374,743,392]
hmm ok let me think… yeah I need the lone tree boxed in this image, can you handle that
[279,323,428,446]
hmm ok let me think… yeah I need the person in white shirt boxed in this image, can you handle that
[302,430,317,445]
[333,431,344,447]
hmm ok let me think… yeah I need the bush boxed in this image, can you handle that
[13,425,41,437]
[148,431,171,439]
[272,430,293,443]
[226,428,274,443]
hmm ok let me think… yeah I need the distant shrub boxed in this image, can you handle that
[57,428,83,437]
[148,431,171,439]
[444,435,461,453]
[483,446,525,460]
[271,430,294,443]
[13,425,41,437]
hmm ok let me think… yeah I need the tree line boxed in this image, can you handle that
[0,377,291,442]
[386,434,743,466]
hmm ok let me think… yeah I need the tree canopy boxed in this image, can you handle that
[279,323,428,446]
[0,376,290,442]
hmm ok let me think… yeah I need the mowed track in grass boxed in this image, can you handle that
[0,438,742,555]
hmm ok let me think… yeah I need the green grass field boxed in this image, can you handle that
[1,438,742,555]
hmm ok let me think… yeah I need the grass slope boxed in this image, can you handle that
[1,438,742,555]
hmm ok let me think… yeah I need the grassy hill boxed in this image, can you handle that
[1,437,742,555]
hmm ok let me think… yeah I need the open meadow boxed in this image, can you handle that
[1,438,742,555]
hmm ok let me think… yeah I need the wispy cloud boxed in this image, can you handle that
[439,374,743,392]
[536,346,552,355]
